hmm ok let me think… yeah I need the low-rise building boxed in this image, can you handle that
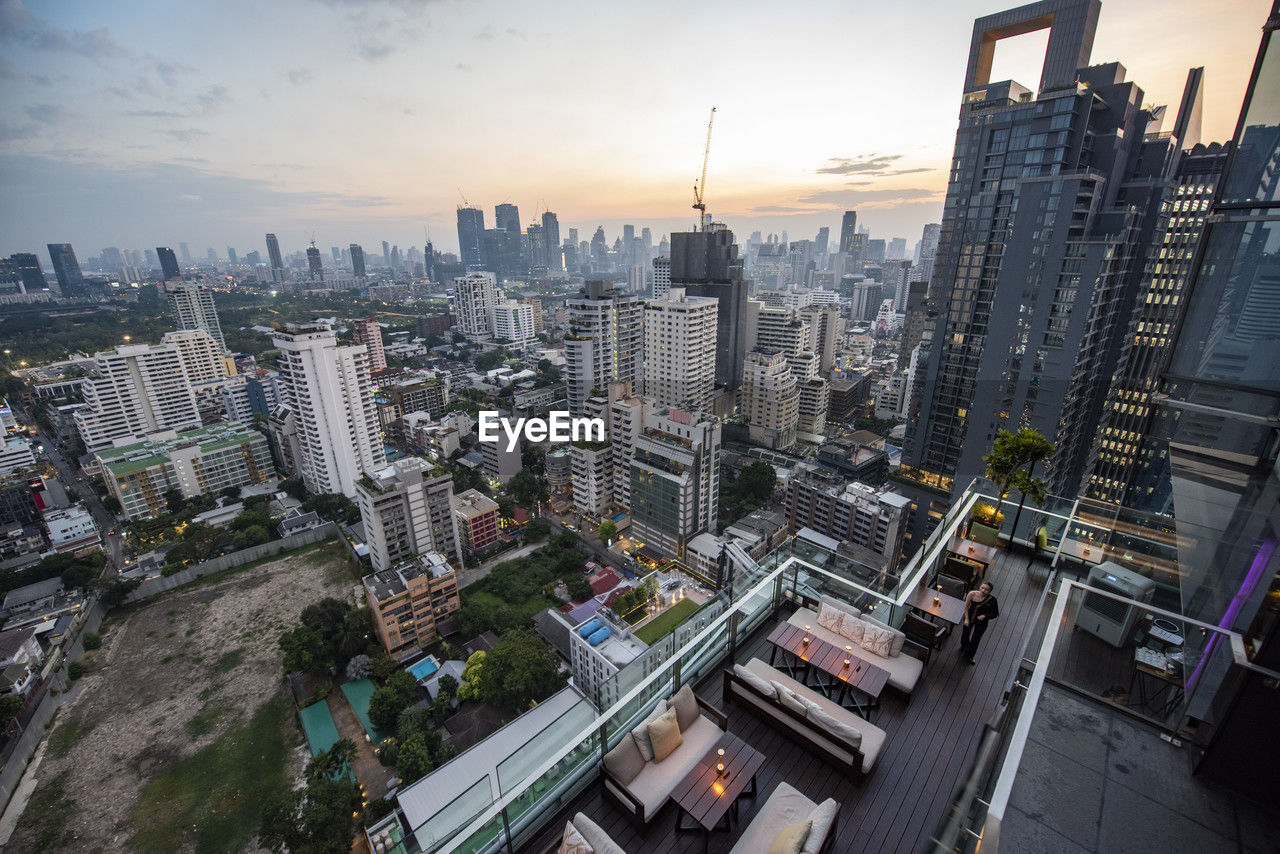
[784,462,910,565]
[363,552,460,659]
[0,626,43,696]
[568,609,646,709]
[97,423,277,521]
[453,489,500,556]
[0,437,35,476]
[42,505,100,554]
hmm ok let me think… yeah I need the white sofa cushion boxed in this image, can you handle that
[862,615,907,657]
[839,616,866,645]
[808,706,862,748]
[573,813,625,854]
[744,657,887,774]
[728,782,818,854]
[772,681,810,716]
[802,799,839,854]
[789,608,924,694]
[623,714,722,820]
[734,662,776,698]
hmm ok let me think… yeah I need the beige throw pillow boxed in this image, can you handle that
[602,734,645,785]
[670,682,700,732]
[559,820,594,854]
[648,707,683,762]
[816,602,844,634]
[767,820,812,854]
[631,701,666,762]
[839,615,866,645]
[861,625,893,657]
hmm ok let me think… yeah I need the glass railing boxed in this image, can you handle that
[970,578,1280,852]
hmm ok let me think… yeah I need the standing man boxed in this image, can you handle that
[960,581,999,665]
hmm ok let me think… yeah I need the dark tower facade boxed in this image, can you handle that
[838,211,858,253]
[306,244,323,281]
[904,0,1205,505]
[350,244,366,278]
[7,254,48,292]
[669,228,750,393]
[494,203,520,235]
[157,246,180,280]
[457,207,485,270]
[542,211,562,272]
[265,233,284,282]
[46,243,82,297]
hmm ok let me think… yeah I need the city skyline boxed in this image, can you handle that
[0,0,1267,256]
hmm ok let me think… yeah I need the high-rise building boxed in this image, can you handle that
[838,211,858,254]
[5,254,48,293]
[495,203,520,235]
[46,243,81,297]
[178,243,192,264]
[905,0,1206,504]
[542,211,562,272]
[814,227,830,259]
[563,280,641,416]
[739,349,799,451]
[166,281,225,349]
[350,244,366,277]
[451,272,501,340]
[643,288,718,413]
[670,228,750,396]
[162,330,231,384]
[865,239,886,264]
[74,343,202,452]
[354,317,387,372]
[306,244,323,281]
[606,386,648,513]
[784,463,911,566]
[457,206,485,269]
[265,233,284,282]
[629,408,720,560]
[363,552,460,658]
[356,458,463,572]
[652,256,671,299]
[887,238,908,260]
[382,241,391,267]
[453,489,500,556]
[227,247,238,266]
[489,301,536,348]
[570,440,613,518]
[156,247,180,280]
[273,323,385,498]
[800,304,844,374]
[1087,138,1228,504]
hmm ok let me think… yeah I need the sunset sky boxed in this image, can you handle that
[0,0,1269,259]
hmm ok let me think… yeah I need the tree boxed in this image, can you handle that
[455,651,486,702]
[524,518,550,542]
[345,654,371,681]
[736,462,777,505]
[258,743,362,854]
[521,444,547,476]
[473,349,506,371]
[301,493,359,524]
[982,428,1056,528]
[165,488,186,515]
[0,695,21,726]
[368,686,411,732]
[102,495,121,514]
[598,520,617,545]
[231,509,272,532]
[507,469,545,508]
[436,674,459,700]
[82,632,101,651]
[476,631,566,711]
[60,562,96,591]
[233,525,270,550]
[279,625,327,674]
[100,577,141,607]
[221,485,242,501]
[397,732,435,782]
[566,576,592,602]
[280,477,307,502]
[384,669,417,701]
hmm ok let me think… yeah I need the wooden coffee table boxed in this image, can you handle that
[767,622,889,720]
[909,585,965,625]
[670,731,764,851]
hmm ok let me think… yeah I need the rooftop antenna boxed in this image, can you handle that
[692,106,717,231]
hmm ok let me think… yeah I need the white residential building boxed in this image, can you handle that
[608,388,648,512]
[451,272,501,340]
[570,441,613,518]
[489,301,536,348]
[356,458,463,572]
[163,329,232,384]
[643,288,718,414]
[564,280,641,417]
[166,281,225,348]
[0,437,34,475]
[739,349,799,452]
[43,505,100,553]
[273,323,385,498]
[652,256,671,300]
[74,343,202,452]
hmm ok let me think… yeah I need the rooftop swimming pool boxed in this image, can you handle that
[407,655,439,682]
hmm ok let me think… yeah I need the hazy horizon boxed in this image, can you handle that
[0,0,1268,259]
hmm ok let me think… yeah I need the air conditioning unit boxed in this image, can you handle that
[1077,561,1157,648]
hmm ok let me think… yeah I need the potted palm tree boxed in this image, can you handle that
[976,428,1055,548]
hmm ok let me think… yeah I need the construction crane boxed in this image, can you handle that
[692,106,717,230]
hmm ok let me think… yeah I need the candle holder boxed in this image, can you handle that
[844,645,852,669]
[716,747,725,776]
[967,545,975,554]
[803,625,811,646]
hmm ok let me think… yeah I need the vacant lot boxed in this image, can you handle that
[6,539,360,854]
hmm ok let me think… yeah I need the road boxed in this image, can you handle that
[32,426,123,573]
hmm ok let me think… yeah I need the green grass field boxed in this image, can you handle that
[129,693,295,854]
[634,599,701,645]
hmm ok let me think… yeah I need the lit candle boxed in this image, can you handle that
[844,645,852,668]
[803,625,811,645]
[717,747,725,775]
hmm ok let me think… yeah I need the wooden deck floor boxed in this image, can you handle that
[521,548,1054,853]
